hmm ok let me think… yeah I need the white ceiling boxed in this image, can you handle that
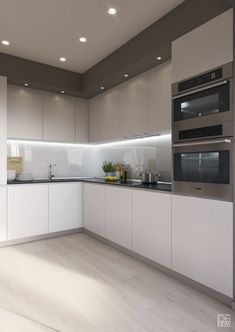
[0,0,184,73]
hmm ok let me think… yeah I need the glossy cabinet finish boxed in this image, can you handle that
[148,61,171,133]
[0,186,7,241]
[83,183,105,236]
[49,183,82,233]
[105,186,132,249]
[7,184,49,240]
[119,73,148,138]
[172,9,233,83]
[76,98,89,143]
[89,87,119,142]
[172,195,233,297]
[7,85,43,140]
[0,77,7,185]
[43,93,76,143]
[132,190,172,268]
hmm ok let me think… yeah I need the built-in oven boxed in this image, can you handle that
[172,137,233,201]
[172,62,233,143]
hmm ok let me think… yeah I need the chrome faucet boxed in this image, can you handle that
[49,163,56,180]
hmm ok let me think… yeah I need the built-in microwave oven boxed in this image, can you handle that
[172,63,233,143]
[172,137,233,201]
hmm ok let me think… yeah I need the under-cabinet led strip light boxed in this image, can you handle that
[7,134,171,148]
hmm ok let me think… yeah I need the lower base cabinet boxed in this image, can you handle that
[83,183,105,236]
[49,183,82,233]
[132,190,172,269]
[172,195,233,298]
[105,186,132,249]
[8,184,49,240]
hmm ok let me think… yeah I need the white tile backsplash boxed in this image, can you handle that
[7,135,172,181]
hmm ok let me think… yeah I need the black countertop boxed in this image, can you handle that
[7,178,172,192]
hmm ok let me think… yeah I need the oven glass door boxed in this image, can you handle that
[174,150,230,184]
[173,81,230,122]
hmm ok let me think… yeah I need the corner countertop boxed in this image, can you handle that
[7,177,172,192]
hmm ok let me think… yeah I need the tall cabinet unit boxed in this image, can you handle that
[172,9,233,83]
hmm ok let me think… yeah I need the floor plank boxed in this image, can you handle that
[0,233,234,332]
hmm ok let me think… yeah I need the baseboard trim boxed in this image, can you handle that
[0,228,83,247]
[83,228,233,309]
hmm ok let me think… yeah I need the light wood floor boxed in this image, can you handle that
[0,233,234,332]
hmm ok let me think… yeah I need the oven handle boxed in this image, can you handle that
[172,138,232,147]
[172,79,229,99]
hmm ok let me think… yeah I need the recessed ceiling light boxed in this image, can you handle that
[24,83,29,86]
[157,56,162,60]
[100,86,104,90]
[124,74,128,77]
[1,40,10,46]
[108,8,117,15]
[79,37,87,43]
[59,57,66,62]
[61,90,65,94]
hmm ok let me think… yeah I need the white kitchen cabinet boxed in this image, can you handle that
[0,186,7,241]
[172,9,233,83]
[76,98,88,143]
[83,183,105,236]
[49,183,82,232]
[0,76,7,186]
[172,195,233,297]
[119,72,148,138]
[43,93,76,143]
[89,87,119,142]
[8,184,49,240]
[104,186,132,249]
[148,61,171,133]
[7,85,43,140]
[132,190,171,269]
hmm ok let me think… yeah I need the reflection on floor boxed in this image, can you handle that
[0,233,234,332]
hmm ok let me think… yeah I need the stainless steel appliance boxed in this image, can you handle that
[172,62,233,142]
[172,138,233,201]
[140,171,158,184]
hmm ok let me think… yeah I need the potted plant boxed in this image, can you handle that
[102,161,114,176]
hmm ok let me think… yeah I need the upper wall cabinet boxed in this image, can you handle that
[119,72,148,138]
[7,85,43,140]
[172,9,233,83]
[148,61,171,134]
[43,93,76,143]
[76,98,88,143]
[89,87,119,143]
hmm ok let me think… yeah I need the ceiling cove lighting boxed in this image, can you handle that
[108,8,117,15]
[1,40,10,46]
[79,37,87,43]
[157,56,162,60]
[59,57,66,62]
[7,134,171,148]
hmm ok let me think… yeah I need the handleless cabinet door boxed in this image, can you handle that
[0,186,7,241]
[43,93,76,143]
[148,61,171,133]
[83,183,105,236]
[8,184,49,240]
[89,87,119,143]
[119,73,148,138]
[7,85,43,140]
[104,187,132,249]
[76,98,88,143]
[172,9,233,82]
[49,183,82,232]
[132,190,171,269]
[172,195,233,297]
